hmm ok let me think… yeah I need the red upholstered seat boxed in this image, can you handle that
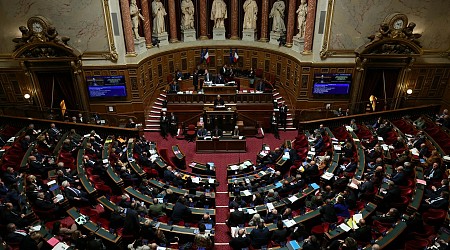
[423,208,447,226]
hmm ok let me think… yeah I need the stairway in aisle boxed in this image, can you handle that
[144,93,166,132]
[273,91,296,130]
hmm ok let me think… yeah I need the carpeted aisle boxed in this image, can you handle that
[144,130,298,249]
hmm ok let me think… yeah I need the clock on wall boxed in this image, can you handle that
[384,13,408,31]
[27,16,50,35]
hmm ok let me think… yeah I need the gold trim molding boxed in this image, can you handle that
[83,0,118,62]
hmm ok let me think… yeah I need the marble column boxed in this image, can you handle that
[230,0,239,39]
[259,0,269,42]
[199,0,208,40]
[168,0,178,42]
[285,0,297,47]
[303,0,317,53]
[140,0,152,48]
[119,0,136,54]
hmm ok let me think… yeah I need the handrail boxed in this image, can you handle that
[237,113,258,127]
[0,105,138,128]
[298,104,440,131]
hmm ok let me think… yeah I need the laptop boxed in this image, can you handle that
[49,184,60,192]
[204,223,213,230]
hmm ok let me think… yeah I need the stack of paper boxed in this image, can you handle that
[282,219,296,228]
[321,172,334,180]
[287,196,299,203]
[246,208,257,214]
[266,202,275,211]
[242,190,252,196]
[339,223,351,232]
[345,126,353,132]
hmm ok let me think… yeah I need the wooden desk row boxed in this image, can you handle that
[229,176,295,198]
[196,137,247,153]
[97,195,214,237]
[166,92,273,104]
[148,179,216,199]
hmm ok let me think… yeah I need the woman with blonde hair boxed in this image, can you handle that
[248,213,264,226]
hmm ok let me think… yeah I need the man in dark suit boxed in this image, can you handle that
[193,68,199,91]
[214,95,225,107]
[76,113,86,123]
[379,181,401,211]
[168,81,180,93]
[171,197,192,223]
[34,192,62,215]
[372,208,399,224]
[337,158,357,175]
[215,74,226,85]
[169,112,178,137]
[424,162,443,182]
[204,69,213,85]
[230,228,251,250]
[425,179,448,199]
[390,166,407,186]
[163,166,176,183]
[422,191,449,210]
[227,204,246,227]
[62,181,92,207]
[249,222,271,249]
[125,118,137,128]
[304,161,319,183]
[160,111,169,139]
[256,80,266,92]
[319,199,338,223]
[5,223,26,245]
[2,167,22,188]
[211,126,223,137]
[271,112,280,139]
[49,123,62,143]
[220,64,229,76]
[279,103,288,131]
[1,203,29,228]
[349,219,372,243]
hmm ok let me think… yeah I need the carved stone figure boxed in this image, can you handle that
[211,0,227,29]
[181,0,195,30]
[269,0,286,33]
[152,0,167,34]
[243,0,258,29]
[296,0,307,38]
[130,0,145,39]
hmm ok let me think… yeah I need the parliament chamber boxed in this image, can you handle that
[1,0,450,250]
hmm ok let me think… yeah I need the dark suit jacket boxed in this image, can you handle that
[204,73,213,82]
[343,162,357,173]
[230,235,251,250]
[250,227,271,248]
[214,98,225,106]
[384,186,401,203]
[228,210,245,227]
[350,225,372,242]
[171,201,192,222]
[64,187,86,202]
[34,198,57,210]
[320,204,338,223]
[391,172,407,186]
[425,167,443,180]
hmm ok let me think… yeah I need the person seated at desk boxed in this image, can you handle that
[211,126,223,137]
[215,74,226,85]
[255,80,266,92]
[220,64,230,77]
[168,80,180,93]
[197,126,208,137]
[214,95,225,107]
[175,69,183,80]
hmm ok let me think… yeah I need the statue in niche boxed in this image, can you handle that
[269,0,286,33]
[243,0,258,30]
[181,0,195,30]
[211,0,227,29]
[130,0,144,39]
[296,0,307,38]
[152,0,167,34]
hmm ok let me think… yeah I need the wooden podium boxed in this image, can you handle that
[196,136,246,153]
[203,105,237,131]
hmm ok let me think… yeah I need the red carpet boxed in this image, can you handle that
[144,130,298,249]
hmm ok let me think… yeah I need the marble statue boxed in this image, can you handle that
[243,0,258,29]
[269,0,286,33]
[181,0,195,30]
[211,0,227,29]
[296,0,307,38]
[152,0,167,34]
[130,0,144,39]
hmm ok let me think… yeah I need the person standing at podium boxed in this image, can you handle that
[204,69,213,86]
[214,95,225,107]
[271,112,280,139]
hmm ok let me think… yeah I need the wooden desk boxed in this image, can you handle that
[203,85,237,94]
[77,148,97,195]
[67,207,121,243]
[196,137,246,153]
[127,139,146,178]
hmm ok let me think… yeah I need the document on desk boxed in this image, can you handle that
[230,165,239,170]
[266,202,275,211]
[246,208,257,215]
[339,223,351,232]
[191,177,200,184]
[353,213,363,224]
[345,126,353,132]
[244,160,252,166]
[287,195,299,203]
[282,219,296,228]
[242,190,252,196]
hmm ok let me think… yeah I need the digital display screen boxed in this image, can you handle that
[87,76,127,98]
[312,73,352,95]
